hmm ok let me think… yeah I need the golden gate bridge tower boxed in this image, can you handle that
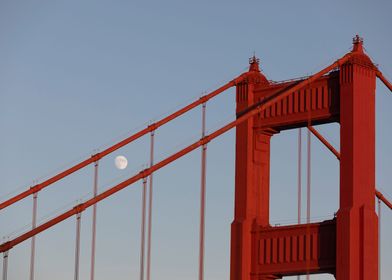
[231,35,391,280]
[1,36,392,280]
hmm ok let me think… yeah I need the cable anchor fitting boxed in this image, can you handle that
[91,153,102,162]
[73,204,85,214]
[148,123,157,132]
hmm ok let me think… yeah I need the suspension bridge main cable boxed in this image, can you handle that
[0,76,245,211]
[0,51,356,253]
[376,70,392,93]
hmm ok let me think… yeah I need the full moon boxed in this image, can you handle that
[115,155,128,170]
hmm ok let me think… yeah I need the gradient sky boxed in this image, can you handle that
[1,1,391,280]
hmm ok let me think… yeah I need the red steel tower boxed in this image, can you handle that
[1,35,390,280]
[231,36,378,279]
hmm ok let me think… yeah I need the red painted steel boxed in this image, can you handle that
[198,102,207,280]
[376,190,392,210]
[140,178,147,280]
[376,70,392,92]
[252,220,336,278]
[378,198,381,278]
[254,72,340,130]
[2,36,391,280]
[305,129,311,280]
[146,131,154,280]
[231,36,390,280]
[297,129,302,280]
[307,126,340,159]
[90,161,99,280]
[74,213,82,280]
[0,78,244,210]
[0,49,354,254]
[231,53,351,280]
[231,56,275,280]
[2,251,8,280]
[337,36,378,280]
[29,193,38,280]
[297,128,302,225]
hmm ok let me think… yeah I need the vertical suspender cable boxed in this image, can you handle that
[378,198,381,280]
[297,128,302,224]
[306,130,311,224]
[2,251,8,280]
[146,131,155,280]
[297,128,302,280]
[140,178,147,280]
[306,86,312,280]
[30,192,38,280]
[306,128,311,280]
[90,161,99,280]
[74,212,82,280]
[198,102,207,280]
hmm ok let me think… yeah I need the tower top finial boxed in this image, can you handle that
[352,34,364,53]
[249,54,260,72]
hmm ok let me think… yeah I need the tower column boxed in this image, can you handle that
[336,36,378,280]
[230,57,276,280]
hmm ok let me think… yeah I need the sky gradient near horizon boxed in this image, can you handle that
[1,1,392,280]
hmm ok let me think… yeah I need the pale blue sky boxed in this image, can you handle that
[1,1,391,280]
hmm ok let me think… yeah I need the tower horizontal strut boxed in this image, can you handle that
[0,51,356,253]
